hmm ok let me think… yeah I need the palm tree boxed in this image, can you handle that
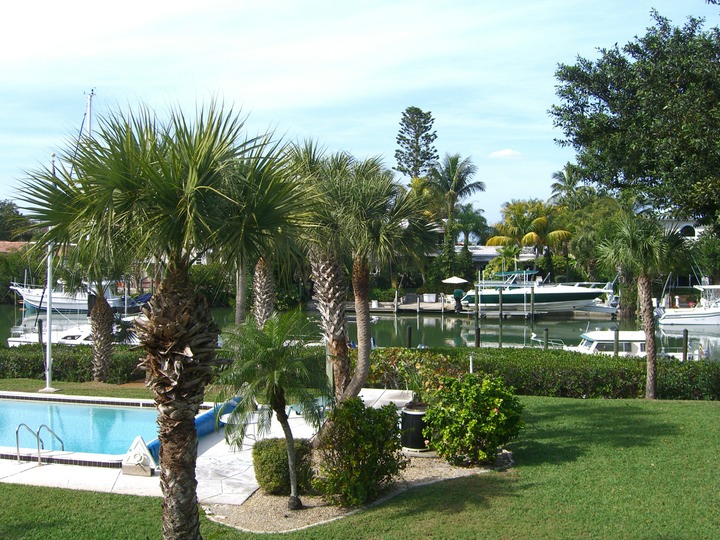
[221,135,313,326]
[20,101,248,539]
[337,158,437,401]
[288,142,352,401]
[428,153,484,220]
[216,311,331,510]
[550,162,595,211]
[455,203,489,248]
[598,212,668,399]
[521,213,572,276]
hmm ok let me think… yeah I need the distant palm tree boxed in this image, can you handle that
[521,214,572,274]
[598,212,668,399]
[550,162,595,211]
[455,203,489,247]
[428,153,484,221]
[217,311,331,510]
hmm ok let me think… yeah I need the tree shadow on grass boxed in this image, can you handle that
[362,472,520,526]
[509,397,679,468]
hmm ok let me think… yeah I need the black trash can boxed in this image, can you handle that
[401,407,428,451]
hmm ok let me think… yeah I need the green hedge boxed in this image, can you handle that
[0,344,145,384]
[367,347,720,400]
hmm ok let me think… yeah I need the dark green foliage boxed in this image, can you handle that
[0,248,45,304]
[189,262,234,308]
[0,200,34,241]
[394,106,438,178]
[252,438,314,495]
[0,344,143,384]
[315,397,408,506]
[551,12,720,228]
[424,374,524,465]
[367,347,720,400]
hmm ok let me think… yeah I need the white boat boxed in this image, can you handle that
[7,323,94,347]
[564,329,700,361]
[10,283,139,314]
[656,285,720,326]
[460,271,614,314]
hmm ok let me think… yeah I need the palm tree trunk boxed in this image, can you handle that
[135,261,219,540]
[253,256,274,329]
[310,250,350,401]
[89,293,114,382]
[235,254,247,325]
[341,257,371,401]
[638,273,656,399]
[276,407,302,510]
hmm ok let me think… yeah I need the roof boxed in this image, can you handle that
[0,241,27,254]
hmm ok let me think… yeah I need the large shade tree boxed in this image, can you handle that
[551,12,720,231]
[21,101,249,540]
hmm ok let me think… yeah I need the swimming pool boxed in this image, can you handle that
[1,398,158,455]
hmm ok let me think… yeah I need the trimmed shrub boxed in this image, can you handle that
[366,347,720,401]
[316,397,408,507]
[424,374,525,465]
[252,438,313,495]
[0,344,144,384]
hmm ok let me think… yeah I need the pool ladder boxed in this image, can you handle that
[15,423,65,465]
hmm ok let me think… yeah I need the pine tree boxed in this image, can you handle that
[394,106,438,178]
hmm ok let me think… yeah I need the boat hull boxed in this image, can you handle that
[657,307,720,326]
[461,285,606,313]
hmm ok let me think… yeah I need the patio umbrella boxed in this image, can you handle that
[441,276,468,285]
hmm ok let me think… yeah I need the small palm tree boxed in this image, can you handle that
[216,311,331,510]
[598,212,668,399]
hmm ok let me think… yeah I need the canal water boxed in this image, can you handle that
[1,304,717,360]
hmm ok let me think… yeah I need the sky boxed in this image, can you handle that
[1,1,718,224]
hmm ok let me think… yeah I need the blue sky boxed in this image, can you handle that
[1,1,717,224]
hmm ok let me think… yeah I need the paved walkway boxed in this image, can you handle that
[0,389,412,505]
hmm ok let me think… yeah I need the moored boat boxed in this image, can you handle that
[10,283,140,314]
[564,329,701,361]
[656,285,720,326]
[460,271,613,314]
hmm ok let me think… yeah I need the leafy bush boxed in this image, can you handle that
[252,438,314,495]
[424,374,524,465]
[315,397,408,506]
[0,344,143,384]
[366,347,720,401]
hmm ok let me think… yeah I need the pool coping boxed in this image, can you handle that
[0,391,216,468]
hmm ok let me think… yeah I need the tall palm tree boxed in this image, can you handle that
[288,142,353,401]
[219,135,314,326]
[20,101,248,540]
[598,212,668,399]
[428,153,483,220]
[337,158,437,400]
[216,311,330,510]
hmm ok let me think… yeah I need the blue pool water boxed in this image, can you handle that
[0,400,158,455]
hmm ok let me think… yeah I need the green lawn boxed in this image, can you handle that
[1,388,719,539]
